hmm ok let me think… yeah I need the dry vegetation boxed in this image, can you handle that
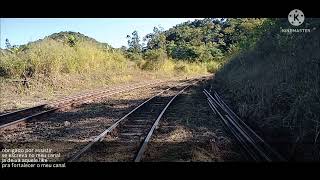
[212,18,320,160]
[0,36,211,112]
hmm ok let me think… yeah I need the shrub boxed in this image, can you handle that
[126,52,143,62]
[0,39,129,78]
[205,61,221,73]
[143,49,167,62]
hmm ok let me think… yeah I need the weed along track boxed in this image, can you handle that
[203,89,285,162]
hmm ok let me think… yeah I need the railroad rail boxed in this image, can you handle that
[0,80,166,129]
[203,89,286,162]
[68,79,198,162]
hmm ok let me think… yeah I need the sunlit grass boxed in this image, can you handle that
[0,37,215,112]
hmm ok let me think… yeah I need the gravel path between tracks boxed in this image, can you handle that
[75,83,190,162]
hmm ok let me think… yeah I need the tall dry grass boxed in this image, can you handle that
[0,39,128,78]
[0,36,214,111]
[213,18,320,160]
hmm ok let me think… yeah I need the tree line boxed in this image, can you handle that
[124,18,267,63]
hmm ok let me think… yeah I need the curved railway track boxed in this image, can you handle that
[0,80,166,129]
[203,89,286,162]
[67,79,200,162]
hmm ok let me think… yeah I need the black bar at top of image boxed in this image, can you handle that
[0,1,319,18]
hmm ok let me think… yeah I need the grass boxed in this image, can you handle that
[0,36,214,112]
[140,58,212,76]
[0,39,128,78]
[212,18,320,160]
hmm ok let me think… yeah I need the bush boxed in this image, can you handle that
[0,39,128,78]
[0,51,28,78]
[169,44,197,60]
[143,49,167,62]
[205,61,221,73]
[126,52,144,62]
[174,61,207,75]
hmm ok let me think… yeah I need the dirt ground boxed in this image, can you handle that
[0,76,244,162]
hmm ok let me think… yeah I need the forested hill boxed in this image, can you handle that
[47,31,112,49]
[3,31,113,53]
[125,18,266,62]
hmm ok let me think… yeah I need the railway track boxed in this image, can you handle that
[203,89,286,162]
[0,80,166,130]
[67,78,201,162]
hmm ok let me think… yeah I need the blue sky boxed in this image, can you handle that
[0,18,202,49]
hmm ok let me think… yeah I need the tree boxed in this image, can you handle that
[126,30,142,54]
[120,46,127,52]
[131,18,266,62]
[67,35,76,47]
[144,26,166,50]
[5,38,12,49]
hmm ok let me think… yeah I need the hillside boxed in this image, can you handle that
[142,18,265,62]
[0,29,211,112]
[211,18,320,160]
[46,31,113,49]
